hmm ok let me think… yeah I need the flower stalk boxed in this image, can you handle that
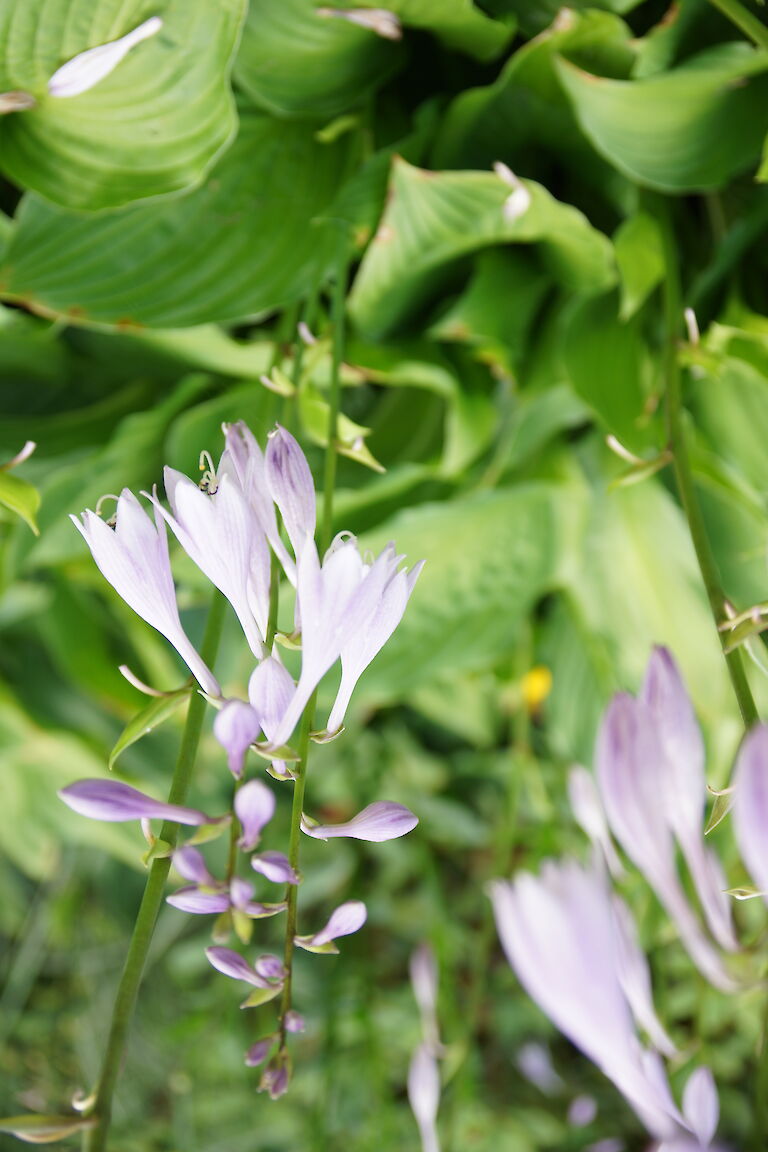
[82,590,225,1152]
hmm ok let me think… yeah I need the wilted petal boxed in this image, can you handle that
[235,778,276,851]
[166,886,230,914]
[205,946,266,987]
[48,17,162,98]
[681,1066,719,1147]
[732,725,768,899]
[408,1042,441,1152]
[71,491,220,697]
[265,426,316,558]
[59,779,210,825]
[251,851,299,884]
[301,801,418,842]
[214,699,262,779]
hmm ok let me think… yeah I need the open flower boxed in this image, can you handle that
[71,490,220,697]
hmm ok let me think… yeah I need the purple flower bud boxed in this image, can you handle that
[295,900,367,953]
[733,725,768,898]
[235,778,276,851]
[230,877,256,910]
[254,954,286,982]
[568,1095,597,1128]
[245,1037,274,1067]
[284,1010,305,1033]
[265,425,316,558]
[173,846,217,886]
[214,700,262,779]
[301,801,418,843]
[205,946,269,988]
[251,851,300,885]
[260,1059,290,1100]
[59,779,211,825]
[166,886,231,914]
[248,656,295,745]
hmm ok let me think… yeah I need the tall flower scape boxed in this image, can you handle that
[64,421,422,1101]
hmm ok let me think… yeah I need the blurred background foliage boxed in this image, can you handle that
[2,0,768,1147]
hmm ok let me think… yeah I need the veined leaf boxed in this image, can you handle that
[0,112,359,328]
[235,0,401,118]
[108,688,192,770]
[556,43,768,192]
[348,159,615,338]
[0,0,245,210]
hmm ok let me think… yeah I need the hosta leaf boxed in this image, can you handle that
[356,0,514,61]
[235,0,401,118]
[0,112,359,328]
[556,43,768,192]
[613,211,664,320]
[108,688,192,770]
[348,159,615,338]
[0,470,40,533]
[0,0,245,211]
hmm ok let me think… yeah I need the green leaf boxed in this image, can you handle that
[0,469,40,533]
[0,112,359,328]
[562,293,657,452]
[489,0,642,39]
[108,688,191,770]
[613,211,664,320]
[299,384,384,473]
[556,43,768,192]
[360,0,514,60]
[235,0,401,118]
[348,159,615,338]
[0,0,245,211]
[0,1114,96,1143]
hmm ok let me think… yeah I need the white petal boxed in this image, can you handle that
[265,425,317,558]
[408,1043,441,1152]
[48,17,162,98]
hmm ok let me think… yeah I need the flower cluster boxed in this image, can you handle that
[61,421,422,1093]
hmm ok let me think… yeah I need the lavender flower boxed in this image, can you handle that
[214,699,262,779]
[235,779,276,851]
[251,851,299,884]
[294,900,367,954]
[732,724,768,897]
[265,425,317,559]
[222,422,295,583]
[59,779,211,826]
[300,801,418,842]
[71,490,219,697]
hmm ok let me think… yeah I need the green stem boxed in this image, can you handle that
[706,0,768,50]
[321,235,348,553]
[657,202,759,729]
[278,698,315,1045]
[82,591,226,1152]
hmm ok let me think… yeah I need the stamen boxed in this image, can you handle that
[198,450,219,494]
[95,493,121,524]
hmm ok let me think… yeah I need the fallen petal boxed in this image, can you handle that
[48,17,163,98]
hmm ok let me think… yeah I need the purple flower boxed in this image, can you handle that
[260,1058,290,1099]
[214,699,262,779]
[300,801,418,843]
[596,692,735,991]
[251,851,299,884]
[490,860,687,1140]
[149,467,267,658]
[284,1010,305,1033]
[167,873,285,918]
[71,490,219,697]
[568,765,624,879]
[408,1042,441,1152]
[222,422,295,584]
[732,724,768,898]
[59,779,211,825]
[173,846,217,886]
[206,947,283,988]
[294,900,367,954]
[235,778,275,851]
[265,425,316,559]
[245,1037,274,1067]
[248,655,296,779]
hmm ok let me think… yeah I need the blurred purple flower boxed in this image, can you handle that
[71,489,220,697]
[214,699,262,779]
[732,724,768,899]
[408,1042,441,1152]
[265,425,316,560]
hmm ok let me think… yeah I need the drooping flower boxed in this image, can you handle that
[71,490,220,697]
[489,859,707,1142]
[214,699,263,779]
[294,900,367,954]
[48,17,163,98]
[59,779,211,826]
[596,693,735,991]
[300,801,418,842]
[732,724,768,898]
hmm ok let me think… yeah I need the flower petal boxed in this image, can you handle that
[235,778,276,851]
[205,946,265,987]
[251,851,299,884]
[166,886,230,914]
[265,425,316,558]
[48,17,163,98]
[245,1038,274,1067]
[733,725,768,898]
[301,801,418,843]
[58,779,210,825]
[681,1066,719,1147]
[407,1042,441,1152]
[214,699,262,779]
[173,846,217,886]
[310,899,367,947]
[248,656,295,742]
